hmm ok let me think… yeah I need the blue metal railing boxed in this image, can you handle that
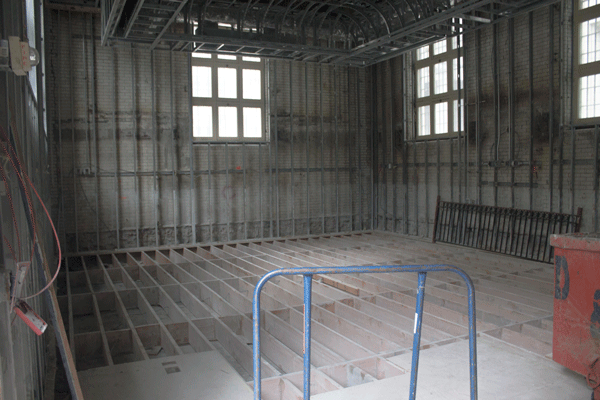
[252,265,478,400]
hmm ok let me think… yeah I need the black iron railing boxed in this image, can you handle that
[432,196,582,263]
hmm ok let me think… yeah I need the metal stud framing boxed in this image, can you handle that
[96,0,562,66]
[49,3,598,256]
[52,13,373,252]
[369,2,600,243]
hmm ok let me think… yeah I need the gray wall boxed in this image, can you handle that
[373,3,599,238]
[45,11,373,252]
[46,2,597,253]
[1,0,54,398]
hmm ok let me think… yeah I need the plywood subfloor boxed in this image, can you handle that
[313,335,588,400]
[78,351,253,400]
[60,231,591,399]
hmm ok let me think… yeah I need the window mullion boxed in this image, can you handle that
[448,62,453,132]
[238,60,243,138]
[211,56,218,138]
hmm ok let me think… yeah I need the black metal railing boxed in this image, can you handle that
[432,196,582,263]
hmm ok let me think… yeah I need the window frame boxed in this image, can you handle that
[414,36,464,140]
[574,2,600,124]
[191,53,268,142]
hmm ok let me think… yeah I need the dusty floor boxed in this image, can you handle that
[58,231,592,399]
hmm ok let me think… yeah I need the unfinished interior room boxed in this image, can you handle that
[1,0,600,397]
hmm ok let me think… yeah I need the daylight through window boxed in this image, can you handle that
[191,53,266,140]
[414,26,464,138]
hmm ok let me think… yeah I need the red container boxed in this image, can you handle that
[550,233,600,381]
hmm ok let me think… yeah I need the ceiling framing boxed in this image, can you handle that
[51,0,560,66]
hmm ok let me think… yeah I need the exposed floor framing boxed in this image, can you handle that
[59,231,581,398]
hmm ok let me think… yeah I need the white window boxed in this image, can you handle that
[575,1,600,122]
[434,62,448,94]
[435,102,449,134]
[433,40,447,55]
[414,33,464,138]
[193,106,212,137]
[452,34,463,50]
[581,17,600,64]
[417,67,430,98]
[191,53,267,140]
[418,106,431,136]
[417,46,429,61]
[580,73,600,118]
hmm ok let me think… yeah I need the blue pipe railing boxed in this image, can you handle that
[252,265,478,400]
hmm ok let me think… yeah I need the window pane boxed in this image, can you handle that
[433,40,447,55]
[434,62,448,94]
[218,107,238,137]
[243,107,262,138]
[453,99,464,132]
[242,56,261,62]
[218,68,237,98]
[417,46,429,60]
[580,17,600,64]
[418,106,430,136]
[580,73,600,119]
[218,54,237,60]
[192,66,212,98]
[452,21,463,48]
[435,102,448,134]
[243,69,261,100]
[582,0,598,9]
[192,52,211,59]
[452,34,463,49]
[453,57,464,91]
[193,106,212,138]
[417,67,430,98]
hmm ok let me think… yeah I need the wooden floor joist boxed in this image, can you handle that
[62,232,557,399]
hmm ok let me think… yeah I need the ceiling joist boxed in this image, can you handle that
[53,0,562,65]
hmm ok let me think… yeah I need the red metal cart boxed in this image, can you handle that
[550,233,600,399]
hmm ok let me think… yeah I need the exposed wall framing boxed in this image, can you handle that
[0,0,70,398]
[374,4,598,238]
[45,11,373,252]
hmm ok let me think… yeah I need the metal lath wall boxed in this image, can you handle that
[45,11,373,252]
[374,4,599,238]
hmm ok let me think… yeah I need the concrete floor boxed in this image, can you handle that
[62,232,593,399]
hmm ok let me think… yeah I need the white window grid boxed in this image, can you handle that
[581,17,600,64]
[575,1,600,122]
[418,106,431,136]
[414,34,464,139]
[417,46,430,61]
[433,40,447,55]
[417,67,430,98]
[434,62,448,94]
[580,73,600,119]
[435,102,448,134]
[191,53,267,141]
